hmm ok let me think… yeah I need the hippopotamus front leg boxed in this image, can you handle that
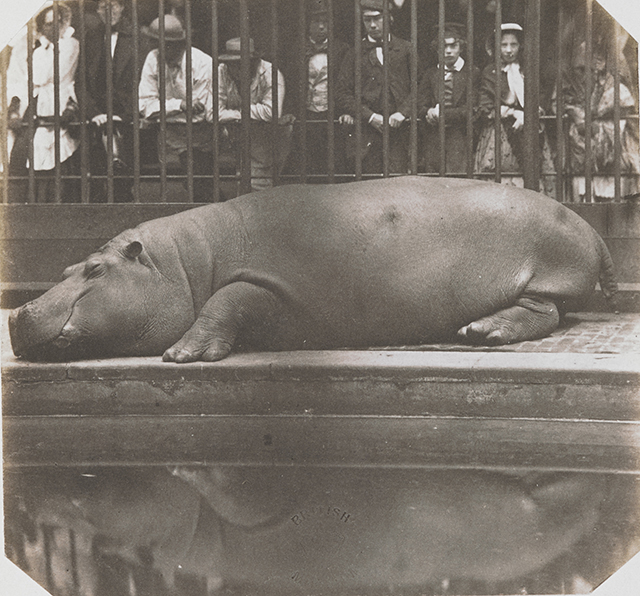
[457,295,560,345]
[163,282,285,362]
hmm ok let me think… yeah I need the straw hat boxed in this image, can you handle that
[218,38,257,61]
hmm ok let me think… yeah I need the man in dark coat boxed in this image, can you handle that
[81,0,147,201]
[298,0,350,180]
[418,22,480,175]
[336,0,414,174]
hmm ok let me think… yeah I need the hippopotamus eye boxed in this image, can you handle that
[84,261,104,279]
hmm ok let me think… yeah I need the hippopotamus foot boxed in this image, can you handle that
[163,282,284,362]
[457,296,560,345]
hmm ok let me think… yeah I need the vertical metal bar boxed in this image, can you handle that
[185,0,194,202]
[613,20,621,202]
[105,0,115,203]
[327,0,336,182]
[555,0,565,201]
[211,0,220,202]
[69,529,80,592]
[493,0,502,182]
[158,0,167,200]
[354,0,362,180]
[78,0,90,203]
[0,46,8,203]
[585,0,593,202]
[465,0,474,177]
[132,0,141,202]
[438,0,446,176]
[43,525,54,593]
[271,0,279,187]
[27,20,36,203]
[239,0,252,195]
[381,0,390,177]
[523,0,540,191]
[409,0,418,175]
[53,1,62,203]
[298,0,307,183]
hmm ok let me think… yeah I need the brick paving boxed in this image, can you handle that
[374,312,640,354]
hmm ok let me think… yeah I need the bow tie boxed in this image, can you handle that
[363,39,384,49]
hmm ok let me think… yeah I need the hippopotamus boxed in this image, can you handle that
[9,176,617,362]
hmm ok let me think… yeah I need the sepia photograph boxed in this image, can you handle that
[1,1,639,595]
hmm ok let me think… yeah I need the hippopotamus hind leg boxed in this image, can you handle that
[163,282,284,362]
[457,295,560,345]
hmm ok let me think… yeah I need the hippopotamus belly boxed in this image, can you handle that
[9,176,616,361]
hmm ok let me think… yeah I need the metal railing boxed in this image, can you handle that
[1,0,638,204]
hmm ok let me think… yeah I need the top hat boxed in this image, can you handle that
[308,0,328,15]
[218,37,257,61]
[142,15,186,41]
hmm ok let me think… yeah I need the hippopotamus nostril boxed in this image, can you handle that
[53,336,71,349]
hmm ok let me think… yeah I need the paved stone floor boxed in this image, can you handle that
[375,312,640,354]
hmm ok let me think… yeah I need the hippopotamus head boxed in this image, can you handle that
[9,235,193,361]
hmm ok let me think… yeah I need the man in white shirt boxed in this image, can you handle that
[139,14,214,201]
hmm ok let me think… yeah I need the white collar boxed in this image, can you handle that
[366,34,391,44]
[38,26,75,49]
[442,56,464,71]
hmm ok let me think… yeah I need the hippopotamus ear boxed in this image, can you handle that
[123,241,143,260]
[62,262,83,279]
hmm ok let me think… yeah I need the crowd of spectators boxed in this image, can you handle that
[3,0,639,202]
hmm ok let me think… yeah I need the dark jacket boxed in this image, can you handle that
[336,35,415,121]
[80,16,148,121]
[417,62,481,126]
[477,63,521,120]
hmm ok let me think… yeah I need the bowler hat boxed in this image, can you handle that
[218,37,257,61]
[142,14,186,41]
[360,0,393,15]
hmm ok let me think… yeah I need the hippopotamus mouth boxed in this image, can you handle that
[9,301,101,362]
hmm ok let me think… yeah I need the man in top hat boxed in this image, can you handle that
[138,14,214,201]
[417,22,480,175]
[81,0,149,202]
[217,37,292,193]
[335,0,414,174]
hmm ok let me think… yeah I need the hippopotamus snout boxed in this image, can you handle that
[9,302,71,361]
[8,279,89,361]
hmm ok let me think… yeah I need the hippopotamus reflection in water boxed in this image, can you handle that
[9,176,616,361]
[8,466,615,594]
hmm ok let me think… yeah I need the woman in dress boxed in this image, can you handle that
[559,41,639,201]
[6,2,81,202]
[474,22,554,194]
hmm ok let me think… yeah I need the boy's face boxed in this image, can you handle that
[363,11,386,41]
[500,32,520,63]
[308,15,328,44]
[443,37,462,67]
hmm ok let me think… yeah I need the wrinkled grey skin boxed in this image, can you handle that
[9,176,617,362]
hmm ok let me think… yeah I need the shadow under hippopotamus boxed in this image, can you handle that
[5,465,635,595]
